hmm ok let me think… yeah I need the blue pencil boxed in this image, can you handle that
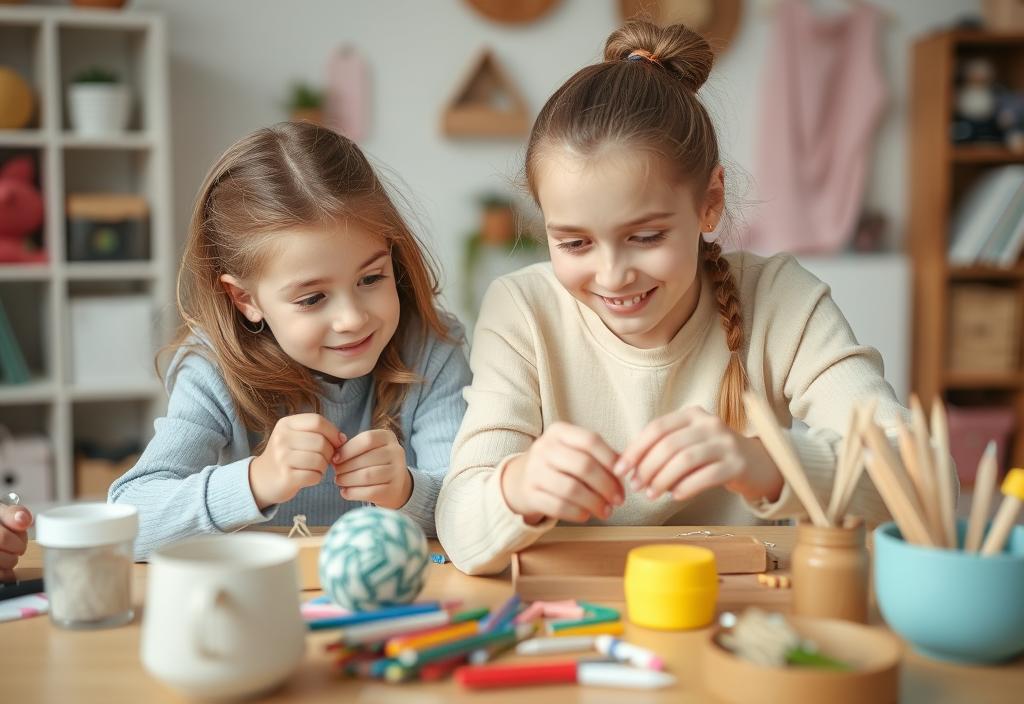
[307,601,442,631]
[479,594,520,634]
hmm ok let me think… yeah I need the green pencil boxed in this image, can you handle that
[398,623,528,667]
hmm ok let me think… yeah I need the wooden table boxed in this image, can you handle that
[2,526,1021,703]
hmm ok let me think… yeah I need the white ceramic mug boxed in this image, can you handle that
[141,533,306,699]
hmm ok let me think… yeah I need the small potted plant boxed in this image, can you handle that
[68,67,131,136]
[478,193,516,246]
[287,82,325,126]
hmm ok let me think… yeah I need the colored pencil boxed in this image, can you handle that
[339,610,455,646]
[516,635,597,656]
[549,620,624,638]
[479,594,520,633]
[398,623,532,667]
[307,600,448,631]
[455,660,677,690]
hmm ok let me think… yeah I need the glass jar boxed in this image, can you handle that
[791,519,869,623]
[36,503,138,629]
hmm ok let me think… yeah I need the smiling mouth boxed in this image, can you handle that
[327,332,374,351]
[598,287,656,308]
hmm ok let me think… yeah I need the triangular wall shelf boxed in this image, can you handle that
[442,49,529,138]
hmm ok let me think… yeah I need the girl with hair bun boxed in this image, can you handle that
[437,21,914,575]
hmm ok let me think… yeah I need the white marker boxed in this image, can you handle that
[515,635,597,656]
[578,662,675,689]
[594,635,665,671]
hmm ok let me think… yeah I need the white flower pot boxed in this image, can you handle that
[68,83,131,136]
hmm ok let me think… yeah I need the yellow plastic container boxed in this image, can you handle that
[624,545,718,630]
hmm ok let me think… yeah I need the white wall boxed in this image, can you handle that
[127,0,978,385]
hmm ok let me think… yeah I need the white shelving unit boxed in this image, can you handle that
[0,6,173,503]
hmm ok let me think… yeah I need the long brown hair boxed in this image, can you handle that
[524,20,748,430]
[168,122,450,449]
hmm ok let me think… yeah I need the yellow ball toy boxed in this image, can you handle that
[0,67,34,129]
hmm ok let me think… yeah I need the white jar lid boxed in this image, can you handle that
[36,503,138,548]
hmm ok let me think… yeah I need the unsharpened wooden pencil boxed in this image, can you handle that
[930,399,959,548]
[965,441,999,553]
[860,417,935,546]
[909,396,945,545]
[743,392,829,528]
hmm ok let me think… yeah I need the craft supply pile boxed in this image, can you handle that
[8,397,1024,699]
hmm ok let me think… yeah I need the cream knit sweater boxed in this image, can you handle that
[436,252,905,575]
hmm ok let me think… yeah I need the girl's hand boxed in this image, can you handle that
[501,422,624,525]
[0,503,32,582]
[615,406,783,504]
[250,414,345,510]
[333,429,412,509]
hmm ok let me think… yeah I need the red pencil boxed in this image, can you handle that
[456,660,577,688]
[455,660,676,690]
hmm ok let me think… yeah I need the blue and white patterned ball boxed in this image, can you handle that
[318,507,429,611]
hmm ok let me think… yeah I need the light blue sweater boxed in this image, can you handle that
[109,319,471,558]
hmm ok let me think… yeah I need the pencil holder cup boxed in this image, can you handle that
[791,519,869,623]
[874,520,1024,664]
[624,545,717,630]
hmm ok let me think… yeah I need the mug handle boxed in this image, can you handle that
[190,586,229,660]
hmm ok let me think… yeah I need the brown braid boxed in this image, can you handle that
[701,237,748,430]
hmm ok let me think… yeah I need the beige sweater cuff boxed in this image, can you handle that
[456,454,557,575]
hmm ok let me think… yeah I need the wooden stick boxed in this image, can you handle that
[827,407,862,524]
[860,418,935,546]
[965,441,999,553]
[897,423,939,546]
[980,468,1024,556]
[909,396,945,546]
[832,444,865,526]
[742,392,829,528]
[830,399,877,525]
[930,400,959,549]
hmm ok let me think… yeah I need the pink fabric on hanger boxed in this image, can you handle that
[745,0,887,254]
[325,46,370,142]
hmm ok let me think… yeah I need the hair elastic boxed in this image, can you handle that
[627,49,661,66]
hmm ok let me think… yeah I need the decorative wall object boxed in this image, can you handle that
[442,49,528,138]
[464,0,561,25]
[325,45,370,142]
[619,0,742,54]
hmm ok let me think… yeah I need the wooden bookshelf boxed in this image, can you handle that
[909,30,1024,469]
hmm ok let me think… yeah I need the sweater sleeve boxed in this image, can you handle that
[399,329,472,538]
[744,256,917,526]
[436,280,556,575]
[107,352,274,558]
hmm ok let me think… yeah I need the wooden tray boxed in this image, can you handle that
[512,526,768,601]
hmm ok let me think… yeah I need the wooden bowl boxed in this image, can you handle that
[701,616,902,704]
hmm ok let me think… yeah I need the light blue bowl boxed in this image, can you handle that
[874,520,1024,665]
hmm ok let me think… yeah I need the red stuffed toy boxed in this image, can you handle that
[0,156,46,263]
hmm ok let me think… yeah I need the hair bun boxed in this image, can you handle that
[605,19,714,93]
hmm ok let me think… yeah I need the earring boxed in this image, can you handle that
[244,317,265,334]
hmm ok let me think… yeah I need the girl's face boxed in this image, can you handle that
[221,222,400,379]
[535,147,723,349]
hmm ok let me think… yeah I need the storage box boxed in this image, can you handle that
[74,453,139,499]
[0,431,51,505]
[983,0,1024,30]
[511,526,767,601]
[68,295,155,386]
[948,285,1021,373]
[66,193,149,261]
[946,405,1016,486]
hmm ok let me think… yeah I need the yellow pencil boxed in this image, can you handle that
[549,620,625,638]
[384,619,480,657]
